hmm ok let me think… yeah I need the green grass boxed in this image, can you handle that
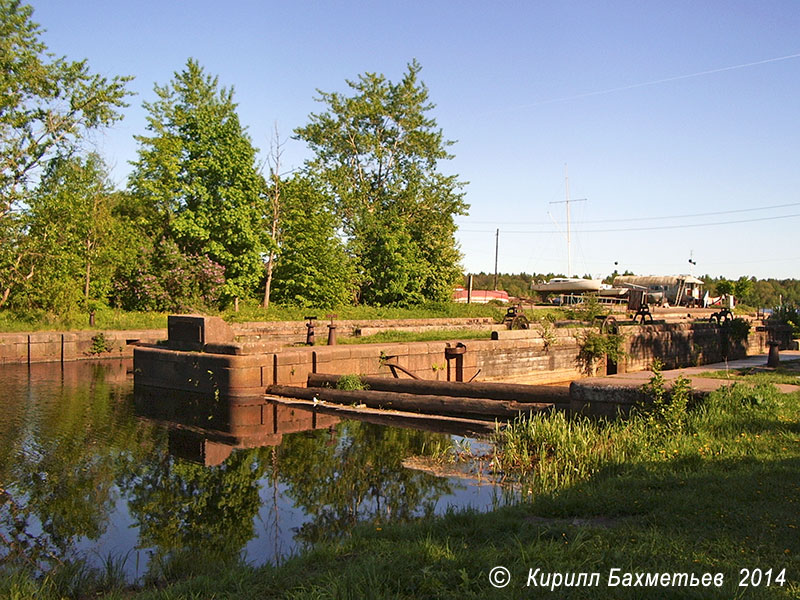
[222,300,509,324]
[0,301,573,334]
[5,379,799,598]
[334,328,493,345]
[699,359,800,387]
[0,302,509,333]
[0,308,168,332]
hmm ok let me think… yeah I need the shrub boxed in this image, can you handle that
[335,374,368,391]
[576,330,626,375]
[638,360,692,435]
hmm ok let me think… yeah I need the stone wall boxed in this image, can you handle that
[0,316,495,365]
[132,317,792,400]
[0,329,167,365]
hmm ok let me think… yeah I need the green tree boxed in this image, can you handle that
[20,153,122,314]
[734,276,754,304]
[129,59,268,304]
[271,174,355,307]
[715,279,734,296]
[295,60,468,306]
[0,0,131,308]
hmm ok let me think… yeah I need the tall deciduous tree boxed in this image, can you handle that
[24,153,121,313]
[295,61,468,306]
[0,0,131,308]
[129,59,268,304]
[271,174,355,308]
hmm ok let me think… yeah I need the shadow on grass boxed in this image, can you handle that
[151,455,799,600]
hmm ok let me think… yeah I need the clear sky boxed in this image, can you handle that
[29,0,800,281]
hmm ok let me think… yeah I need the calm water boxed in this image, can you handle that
[0,359,513,581]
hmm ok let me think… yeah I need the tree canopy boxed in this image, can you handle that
[270,174,355,308]
[295,61,468,306]
[0,0,131,309]
[129,59,269,303]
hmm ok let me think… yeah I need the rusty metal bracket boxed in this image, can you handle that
[709,308,732,325]
[445,342,467,382]
[600,315,619,334]
[502,305,530,330]
[383,361,420,379]
[632,305,653,325]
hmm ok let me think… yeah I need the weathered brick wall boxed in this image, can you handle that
[130,318,791,399]
[0,330,167,365]
[621,321,780,372]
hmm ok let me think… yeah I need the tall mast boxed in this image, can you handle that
[565,167,572,277]
[549,165,586,277]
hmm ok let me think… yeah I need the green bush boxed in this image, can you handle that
[335,374,368,391]
[638,360,692,435]
[576,330,626,375]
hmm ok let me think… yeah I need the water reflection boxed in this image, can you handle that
[0,360,159,572]
[0,360,512,582]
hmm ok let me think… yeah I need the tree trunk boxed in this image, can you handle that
[262,249,275,309]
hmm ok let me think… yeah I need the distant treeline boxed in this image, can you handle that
[466,272,800,307]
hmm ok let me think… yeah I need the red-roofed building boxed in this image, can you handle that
[452,288,509,304]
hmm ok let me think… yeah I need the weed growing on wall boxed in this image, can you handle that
[89,332,109,354]
[576,330,626,376]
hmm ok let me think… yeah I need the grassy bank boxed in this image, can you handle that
[0,308,170,332]
[335,328,493,345]
[220,301,509,324]
[3,378,798,598]
[0,302,515,333]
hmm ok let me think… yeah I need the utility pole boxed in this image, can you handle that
[493,228,499,290]
[549,166,586,277]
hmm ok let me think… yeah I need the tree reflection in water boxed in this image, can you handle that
[1,364,466,580]
[119,416,457,571]
[276,421,455,545]
[0,361,158,571]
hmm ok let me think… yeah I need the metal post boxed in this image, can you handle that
[305,316,317,346]
[326,314,338,345]
[493,229,499,290]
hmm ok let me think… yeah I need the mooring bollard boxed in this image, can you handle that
[305,316,317,346]
[767,341,781,368]
[444,342,466,382]
[326,314,338,345]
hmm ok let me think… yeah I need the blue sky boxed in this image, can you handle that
[30,0,800,280]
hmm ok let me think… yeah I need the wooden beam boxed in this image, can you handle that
[266,385,553,420]
[306,374,569,405]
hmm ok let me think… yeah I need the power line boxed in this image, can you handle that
[458,211,800,234]
[478,51,800,116]
[455,201,800,226]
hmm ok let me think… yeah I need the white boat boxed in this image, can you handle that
[597,284,629,298]
[531,277,603,294]
[535,168,601,296]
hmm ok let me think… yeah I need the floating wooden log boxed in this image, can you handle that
[265,384,552,420]
[306,373,569,405]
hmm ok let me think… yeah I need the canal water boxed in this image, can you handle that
[0,359,514,581]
